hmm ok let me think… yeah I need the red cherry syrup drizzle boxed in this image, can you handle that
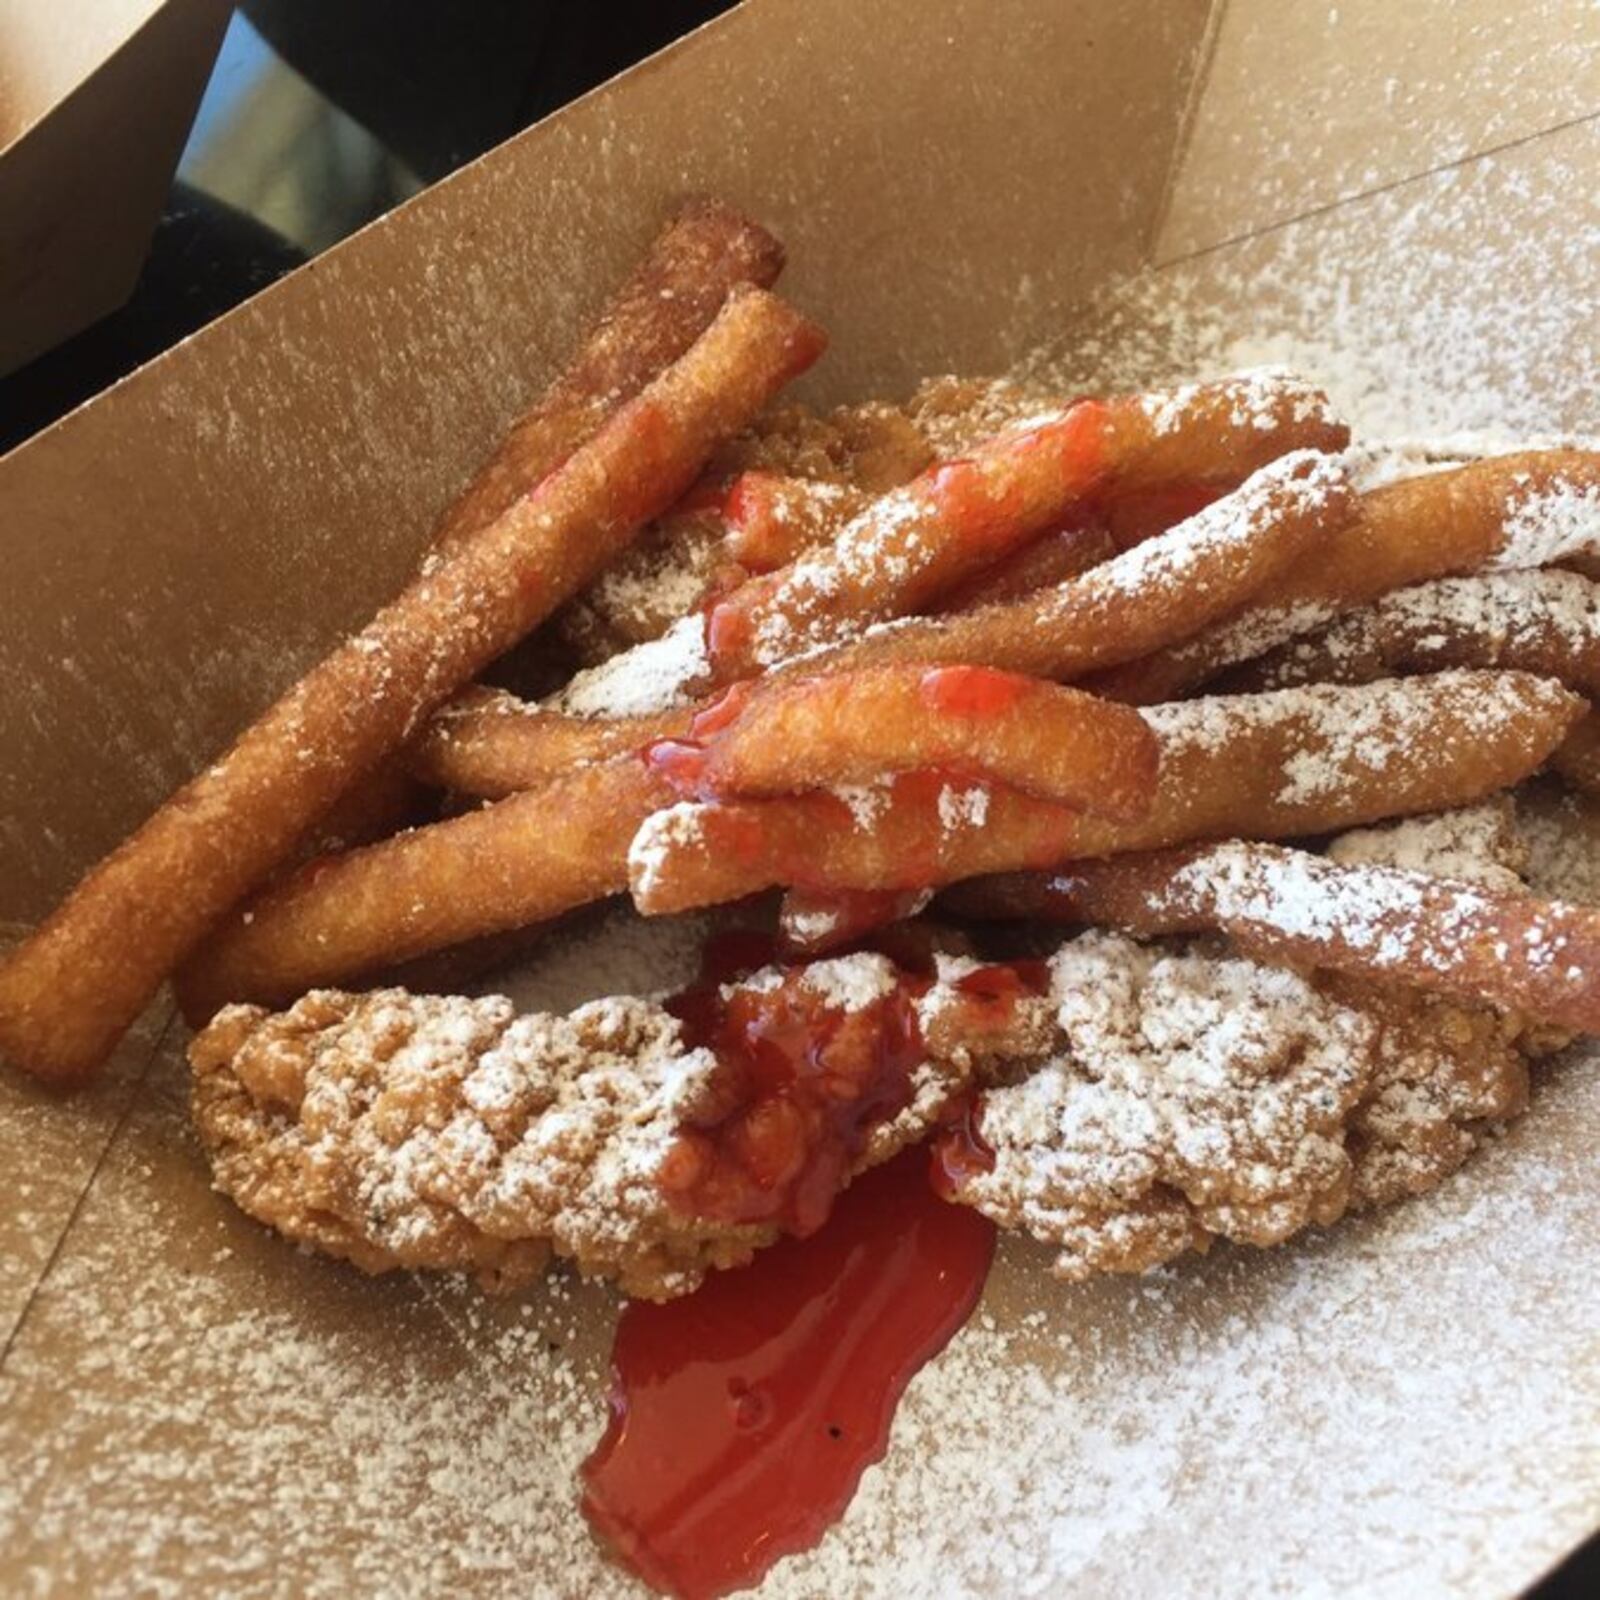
[581,1148,996,1600]
[581,936,1060,1596]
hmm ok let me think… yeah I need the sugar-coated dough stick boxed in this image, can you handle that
[703,373,1349,680]
[175,759,675,1020]
[947,838,1600,1034]
[409,689,693,798]
[0,288,825,1082]
[930,521,1115,612]
[432,197,784,550]
[1227,569,1600,696]
[647,665,1159,819]
[626,671,1583,912]
[412,449,1350,796]
[798,448,1351,681]
[1090,450,1600,704]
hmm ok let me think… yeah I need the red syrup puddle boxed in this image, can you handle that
[581,1148,997,1600]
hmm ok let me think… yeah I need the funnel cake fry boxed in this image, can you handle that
[947,835,1600,1035]
[174,759,675,1021]
[1091,450,1600,704]
[0,288,825,1083]
[431,197,784,551]
[1229,569,1600,696]
[626,672,1582,913]
[647,665,1159,817]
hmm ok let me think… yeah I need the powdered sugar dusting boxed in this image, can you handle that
[552,614,708,717]
[1062,448,1345,611]
[1138,366,1335,436]
[1328,801,1528,892]
[1491,478,1600,570]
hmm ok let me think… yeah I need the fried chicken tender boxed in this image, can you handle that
[191,988,770,1300]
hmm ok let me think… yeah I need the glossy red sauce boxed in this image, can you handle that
[918,663,1032,718]
[778,887,932,956]
[581,1149,997,1600]
[641,682,757,798]
[931,1096,997,1199]
[660,964,929,1236]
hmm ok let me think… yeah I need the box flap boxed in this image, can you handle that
[0,0,1211,922]
[1159,0,1600,261]
[0,0,229,374]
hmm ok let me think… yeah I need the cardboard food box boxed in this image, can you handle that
[0,0,230,376]
[2,0,1598,1593]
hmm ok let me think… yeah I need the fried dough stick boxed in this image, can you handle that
[797,448,1350,681]
[946,838,1600,1034]
[1090,450,1600,703]
[647,665,1159,818]
[721,471,876,572]
[410,690,688,798]
[0,289,824,1083]
[703,372,1349,679]
[626,672,1582,913]
[433,197,784,550]
[930,521,1115,612]
[410,450,1350,796]
[175,760,675,1020]
[1225,569,1600,696]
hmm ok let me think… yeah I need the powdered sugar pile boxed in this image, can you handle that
[553,614,709,717]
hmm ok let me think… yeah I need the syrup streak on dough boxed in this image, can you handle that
[703,370,1348,681]
[1090,449,1600,704]
[0,287,825,1086]
[627,671,1583,913]
[410,448,1353,797]
[188,955,1044,1302]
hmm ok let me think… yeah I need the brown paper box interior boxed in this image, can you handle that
[0,0,230,376]
[2,0,1598,1592]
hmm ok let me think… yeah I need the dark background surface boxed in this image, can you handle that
[0,6,1593,1592]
